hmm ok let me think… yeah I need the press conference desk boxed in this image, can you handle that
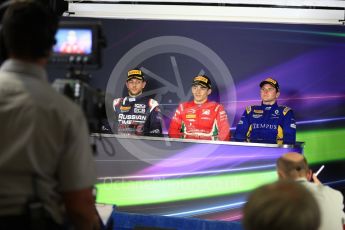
[91,134,304,178]
[91,134,304,219]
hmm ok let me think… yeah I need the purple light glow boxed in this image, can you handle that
[203,210,243,221]
[99,164,275,180]
[221,47,345,122]
[231,94,345,116]
[231,47,345,99]
[219,214,243,221]
[136,145,289,177]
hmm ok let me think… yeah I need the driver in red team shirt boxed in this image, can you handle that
[168,75,230,141]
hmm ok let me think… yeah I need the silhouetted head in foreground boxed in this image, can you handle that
[243,180,320,230]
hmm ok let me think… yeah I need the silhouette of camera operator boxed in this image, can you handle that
[0,1,100,229]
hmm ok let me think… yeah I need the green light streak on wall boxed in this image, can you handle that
[96,171,277,206]
[304,31,345,38]
[297,128,345,164]
[96,128,345,206]
[262,28,345,38]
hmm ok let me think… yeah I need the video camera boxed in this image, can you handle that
[50,21,107,133]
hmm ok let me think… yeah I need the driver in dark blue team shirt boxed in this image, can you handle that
[113,68,163,136]
[234,77,296,144]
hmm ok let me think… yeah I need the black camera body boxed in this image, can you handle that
[52,78,106,132]
[51,20,107,133]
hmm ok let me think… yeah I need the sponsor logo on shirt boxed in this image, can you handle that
[252,123,277,130]
[254,110,263,114]
[186,114,196,119]
[134,104,146,109]
[120,106,131,112]
[150,129,161,134]
[253,114,262,118]
[134,108,146,114]
[202,109,210,115]
[290,124,296,129]
[270,110,280,118]
[119,120,134,125]
[118,114,147,121]
[133,104,146,114]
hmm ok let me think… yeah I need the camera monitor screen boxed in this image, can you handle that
[53,28,92,55]
[50,21,103,68]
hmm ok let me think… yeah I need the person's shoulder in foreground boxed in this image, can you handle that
[0,1,99,229]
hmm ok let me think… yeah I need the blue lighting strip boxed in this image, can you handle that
[324,179,345,187]
[297,117,345,125]
[164,201,246,217]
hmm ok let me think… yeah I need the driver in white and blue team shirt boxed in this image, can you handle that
[234,77,296,144]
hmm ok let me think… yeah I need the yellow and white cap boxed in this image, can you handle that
[192,75,212,89]
[127,69,145,81]
[260,77,279,91]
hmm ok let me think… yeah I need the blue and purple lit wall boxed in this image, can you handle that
[49,18,345,220]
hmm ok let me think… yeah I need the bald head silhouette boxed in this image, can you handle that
[276,152,312,180]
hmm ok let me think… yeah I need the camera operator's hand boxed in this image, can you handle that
[63,188,101,230]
